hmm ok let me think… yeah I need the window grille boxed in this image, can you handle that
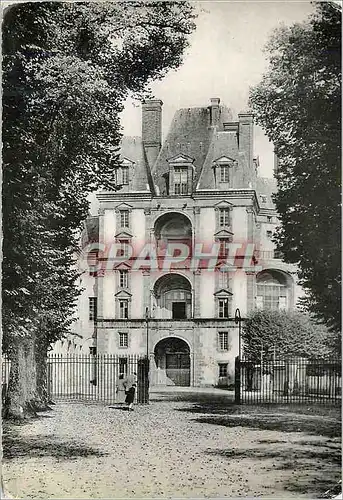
[219,208,230,227]
[120,211,130,228]
[218,332,229,351]
[119,300,129,319]
[119,332,128,348]
[220,165,229,183]
[218,363,228,377]
[218,299,229,318]
[119,270,128,288]
[174,167,188,194]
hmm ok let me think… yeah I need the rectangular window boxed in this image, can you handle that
[218,332,229,351]
[174,167,188,195]
[122,167,129,185]
[218,299,229,318]
[119,300,129,319]
[218,363,228,377]
[119,332,129,348]
[220,165,229,183]
[219,208,230,227]
[120,210,130,228]
[89,297,97,322]
[257,284,287,311]
[218,270,229,289]
[119,270,128,288]
[119,240,130,258]
[119,357,128,375]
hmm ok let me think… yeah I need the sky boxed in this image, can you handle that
[121,0,314,178]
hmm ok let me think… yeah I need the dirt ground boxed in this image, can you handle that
[2,389,341,499]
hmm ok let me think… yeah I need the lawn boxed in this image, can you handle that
[2,391,341,499]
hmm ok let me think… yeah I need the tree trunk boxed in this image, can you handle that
[35,340,52,408]
[4,337,38,418]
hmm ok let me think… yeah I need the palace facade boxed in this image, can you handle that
[54,98,302,387]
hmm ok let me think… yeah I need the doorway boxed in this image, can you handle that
[153,337,191,386]
[172,302,186,319]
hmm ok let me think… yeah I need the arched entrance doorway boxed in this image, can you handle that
[153,273,192,319]
[153,337,191,386]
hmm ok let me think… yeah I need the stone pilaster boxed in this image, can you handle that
[142,269,151,317]
[193,269,201,318]
[96,208,105,319]
[246,271,256,314]
[246,206,254,242]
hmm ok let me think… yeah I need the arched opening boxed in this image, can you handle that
[153,273,192,319]
[153,337,191,386]
[256,269,292,311]
[154,212,192,250]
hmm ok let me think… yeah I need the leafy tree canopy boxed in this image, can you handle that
[2,1,196,353]
[249,2,341,332]
[242,310,339,362]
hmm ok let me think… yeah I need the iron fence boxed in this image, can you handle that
[235,356,341,405]
[1,354,149,405]
[48,354,149,404]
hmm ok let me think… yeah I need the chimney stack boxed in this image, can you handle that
[238,112,253,168]
[142,99,163,169]
[210,97,220,126]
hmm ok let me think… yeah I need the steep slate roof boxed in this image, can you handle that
[197,130,238,189]
[256,177,277,209]
[151,105,233,195]
[81,216,99,247]
[120,136,152,192]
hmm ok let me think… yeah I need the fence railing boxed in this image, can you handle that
[1,354,149,405]
[48,354,149,404]
[235,356,341,405]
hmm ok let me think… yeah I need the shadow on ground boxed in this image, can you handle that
[3,427,107,461]
[191,413,341,438]
[207,445,341,469]
[157,391,341,438]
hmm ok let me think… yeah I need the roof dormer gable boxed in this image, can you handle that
[167,153,195,165]
[120,157,135,166]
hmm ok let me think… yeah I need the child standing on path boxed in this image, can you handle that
[125,383,136,411]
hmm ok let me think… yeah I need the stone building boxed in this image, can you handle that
[55,98,301,387]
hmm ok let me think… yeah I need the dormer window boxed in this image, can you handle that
[261,195,267,204]
[116,158,134,189]
[220,165,229,183]
[167,153,194,196]
[212,156,235,189]
[174,167,188,195]
[121,167,129,185]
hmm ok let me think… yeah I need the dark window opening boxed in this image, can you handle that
[172,302,186,319]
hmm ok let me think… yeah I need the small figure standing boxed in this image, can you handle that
[116,374,126,403]
[123,372,137,392]
[125,383,136,411]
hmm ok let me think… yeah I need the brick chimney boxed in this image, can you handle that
[209,97,220,126]
[142,99,163,169]
[238,112,253,168]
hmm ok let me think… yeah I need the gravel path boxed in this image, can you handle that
[2,391,341,499]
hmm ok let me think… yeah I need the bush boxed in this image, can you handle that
[242,310,338,361]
